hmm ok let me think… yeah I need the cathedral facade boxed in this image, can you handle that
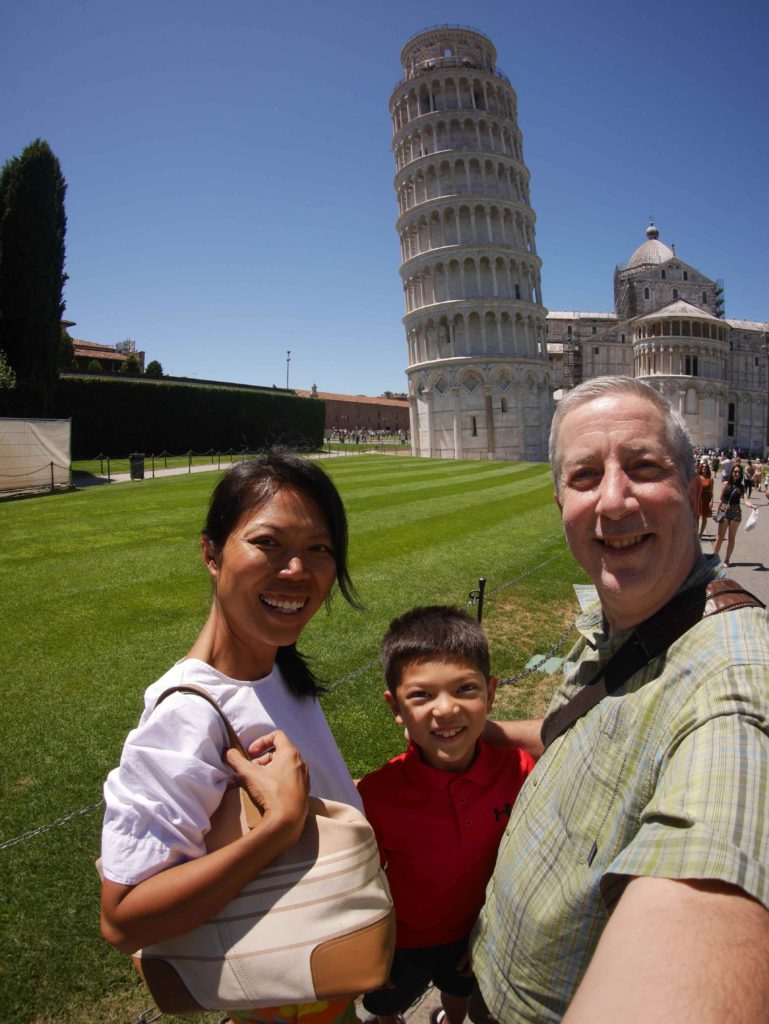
[547,224,768,453]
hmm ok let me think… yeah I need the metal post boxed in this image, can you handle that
[467,577,487,623]
[151,454,155,479]
[476,577,486,623]
[188,451,192,474]
[286,350,291,390]
[50,461,54,493]
[107,456,111,483]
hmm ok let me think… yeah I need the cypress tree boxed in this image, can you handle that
[0,139,67,416]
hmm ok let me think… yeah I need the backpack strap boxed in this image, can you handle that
[540,578,764,750]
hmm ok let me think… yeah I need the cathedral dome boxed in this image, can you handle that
[627,223,674,268]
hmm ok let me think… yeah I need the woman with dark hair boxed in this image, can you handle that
[100,454,362,1024]
[697,460,713,538]
[714,463,757,568]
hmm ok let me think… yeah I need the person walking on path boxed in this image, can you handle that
[745,460,756,498]
[697,460,714,538]
[714,464,758,567]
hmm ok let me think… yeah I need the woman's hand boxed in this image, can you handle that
[226,730,309,844]
[102,732,310,954]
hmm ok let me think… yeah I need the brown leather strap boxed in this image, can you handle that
[704,578,766,615]
[154,683,250,759]
[540,578,764,750]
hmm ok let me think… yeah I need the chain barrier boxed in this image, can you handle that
[485,549,569,597]
[132,1009,163,1024]
[0,800,103,852]
[325,656,381,692]
[0,459,70,479]
[1,549,574,853]
[497,622,576,689]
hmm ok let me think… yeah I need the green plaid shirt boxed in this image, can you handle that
[471,555,769,1022]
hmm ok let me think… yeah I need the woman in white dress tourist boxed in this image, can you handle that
[100,453,362,1024]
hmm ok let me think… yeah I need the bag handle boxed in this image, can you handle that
[154,684,250,760]
[540,578,764,750]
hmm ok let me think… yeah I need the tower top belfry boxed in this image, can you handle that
[399,25,498,78]
[389,25,551,461]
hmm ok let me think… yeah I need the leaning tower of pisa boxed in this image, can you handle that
[390,26,552,460]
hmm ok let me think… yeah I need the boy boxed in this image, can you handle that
[358,606,534,1024]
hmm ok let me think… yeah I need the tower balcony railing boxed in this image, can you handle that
[392,58,512,90]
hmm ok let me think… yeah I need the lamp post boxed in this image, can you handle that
[286,350,291,390]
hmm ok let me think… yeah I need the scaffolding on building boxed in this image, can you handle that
[714,279,725,319]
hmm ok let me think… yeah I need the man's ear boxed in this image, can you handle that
[384,689,404,725]
[553,490,563,513]
[687,475,701,518]
[486,675,498,713]
[201,536,219,579]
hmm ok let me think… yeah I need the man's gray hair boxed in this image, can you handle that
[549,376,695,496]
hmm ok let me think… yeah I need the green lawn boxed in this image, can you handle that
[0,455,586,1023]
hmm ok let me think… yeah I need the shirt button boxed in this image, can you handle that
[465,819,472,826]
[459,797,466,805]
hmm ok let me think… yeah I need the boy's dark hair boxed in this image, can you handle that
[382,605,490,694]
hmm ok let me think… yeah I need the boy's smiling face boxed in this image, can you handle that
[385,658,496,772]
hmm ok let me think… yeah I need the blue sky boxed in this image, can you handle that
[3,0,768,394]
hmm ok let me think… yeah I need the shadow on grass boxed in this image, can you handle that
[0,486,76,504]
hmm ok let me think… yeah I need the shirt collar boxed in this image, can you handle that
[573,553,724,648]
[401,737,496,790]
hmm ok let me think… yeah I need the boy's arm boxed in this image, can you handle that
[482,717,544,760]
[357,774,387,866]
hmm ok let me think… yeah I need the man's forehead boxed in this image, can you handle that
[559,396,675,466]
[561,396,666,439]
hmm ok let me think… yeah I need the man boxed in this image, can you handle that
[472,376,769,1022]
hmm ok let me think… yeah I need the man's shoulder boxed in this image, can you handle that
[680,597,769,667]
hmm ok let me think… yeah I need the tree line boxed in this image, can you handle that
[0,139,164,416]
[0,139,66,416]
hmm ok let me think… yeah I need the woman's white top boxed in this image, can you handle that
[101,658,361,885]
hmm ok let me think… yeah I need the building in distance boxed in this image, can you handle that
[546,224,768,453]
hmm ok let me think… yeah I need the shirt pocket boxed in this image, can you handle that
[554,699,632,865]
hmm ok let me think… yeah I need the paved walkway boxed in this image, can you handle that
[73,449,391,487]
[701,486,769,605]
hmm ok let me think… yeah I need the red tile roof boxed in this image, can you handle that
[295,389,408,407]
[72,338,126,362]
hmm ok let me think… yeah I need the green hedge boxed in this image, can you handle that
[54,377,324,458]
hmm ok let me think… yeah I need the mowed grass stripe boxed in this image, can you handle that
[339,465,549,508]
[346,477,558,558]
[325,455,543,492]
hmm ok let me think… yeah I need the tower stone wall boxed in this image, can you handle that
[390,26,552,460]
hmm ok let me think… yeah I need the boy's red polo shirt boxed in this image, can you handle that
[358,738,534,948]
